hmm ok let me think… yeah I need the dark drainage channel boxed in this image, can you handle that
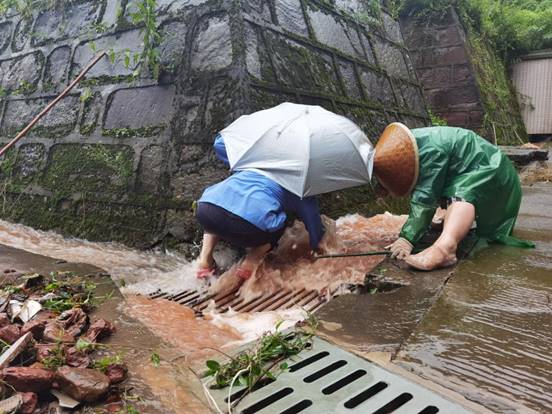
[148,287,333,315]
[209,337,474,413]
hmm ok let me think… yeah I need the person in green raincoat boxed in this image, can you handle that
[373,123,532,271]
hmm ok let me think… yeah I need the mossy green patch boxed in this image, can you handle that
[101,126,164,138]
[466,32,527,144]
[41,144,134,197]
[0,191,163,247]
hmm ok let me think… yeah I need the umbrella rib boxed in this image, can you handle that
[300,118,312,199]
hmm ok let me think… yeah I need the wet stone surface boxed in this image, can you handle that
[103,85,175,130]
[43,46,71,92]
[338,59,362,100]
[11,18,32,52]
[0,22,12,54]
[190,15,233,73]
[32,0,103,46]
[72,30,144,79]
[2,96,80,136]
[0,52,43,93]
[307,8,365,59]
[382,12,403,44]
[372,36,409,79]
[274,0,309,37]
[137,145,166,194]
[245,23,261,79]
[158,21,188,76]
[358,66,395,106]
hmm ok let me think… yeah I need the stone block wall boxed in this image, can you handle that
[0,0,429,248]
[400,7,526,144]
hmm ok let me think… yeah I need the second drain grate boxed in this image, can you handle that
[208,337,475,414]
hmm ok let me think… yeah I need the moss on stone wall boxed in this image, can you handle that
[41,144,134,197]
[466,32,527,145]
[0,191,163,247]
[318,184,410,219]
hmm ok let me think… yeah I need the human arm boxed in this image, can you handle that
[213,133,230,167]
[400,147,450,245]
[287,195,325,251]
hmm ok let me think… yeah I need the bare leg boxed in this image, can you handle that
[434,201,476,254]
[198,233,220,269]
[241,243,271,272]
[406,201,475,271]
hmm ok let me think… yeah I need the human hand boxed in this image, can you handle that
[385,237,413,260]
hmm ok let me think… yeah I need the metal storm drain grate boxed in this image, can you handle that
[209,337,474,414]
[148,287,331,315]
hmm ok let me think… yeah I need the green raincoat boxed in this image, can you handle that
[400,127,532,247]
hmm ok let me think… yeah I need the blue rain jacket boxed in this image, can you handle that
[199,135,325,249]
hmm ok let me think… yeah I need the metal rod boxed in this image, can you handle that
[314,251,390,259]
[0,51,107,157]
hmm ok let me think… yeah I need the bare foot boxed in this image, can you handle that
[405,245,457,271]
[209,271,243,295]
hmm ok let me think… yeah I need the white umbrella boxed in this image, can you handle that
[220,102,374,197]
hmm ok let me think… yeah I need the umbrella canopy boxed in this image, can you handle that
[220,102,374,197]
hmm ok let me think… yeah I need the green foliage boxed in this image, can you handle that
[205,315,319,397]
[354,0,384,25]
[41,341,67,369]
[0,0,33,20]
[93,353,123,372]
[14,80,35,95]
[367,0,383,20]
[80,87,93,104]
[399,0,552,61]
[428,109,448,126]
[150,351,160,367]
[128,0,161,78]
[41,271,105,313]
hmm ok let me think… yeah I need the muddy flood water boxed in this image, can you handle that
[0,213,406,345]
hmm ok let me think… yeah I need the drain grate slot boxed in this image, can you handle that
[322,369,367,395]
[344,381,388,409]
[418,407,439,414]
[279,399,313,414]
[303,360,347,383]
[241,387,294,414]
[225,378,275,403]
[208,337,475,413]
[288,351,330,372]
[372,392,413,413]
[148,283,338,315]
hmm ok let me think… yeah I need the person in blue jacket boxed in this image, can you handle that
[195,134,327,281]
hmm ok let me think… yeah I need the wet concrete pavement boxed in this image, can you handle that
[318,183,552,413]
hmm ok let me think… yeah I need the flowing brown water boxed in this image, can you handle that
[216,213,407,298]
[0,219,205,294]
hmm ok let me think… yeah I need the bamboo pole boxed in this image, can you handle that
[0,51,107,157]
[314,250,390,259]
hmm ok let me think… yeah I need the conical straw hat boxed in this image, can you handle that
[374,122,419,197]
